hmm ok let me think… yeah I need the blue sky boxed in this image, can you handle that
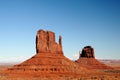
[0,0,120,62]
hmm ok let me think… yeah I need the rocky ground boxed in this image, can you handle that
[0,63,120,80]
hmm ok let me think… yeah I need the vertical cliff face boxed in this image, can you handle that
[36,30,63,54]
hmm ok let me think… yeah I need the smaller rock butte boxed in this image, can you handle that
[80,46,95,58]
[76,46,112,69]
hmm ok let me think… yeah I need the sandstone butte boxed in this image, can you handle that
[6,29,91,78]
[75,46,113,69]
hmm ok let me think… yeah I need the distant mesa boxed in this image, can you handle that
[75,46,113,69]
[80,46,95,58]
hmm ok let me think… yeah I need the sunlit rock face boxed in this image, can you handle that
[36,30,63,54]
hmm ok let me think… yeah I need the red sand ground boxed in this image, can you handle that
[0,59,119,80]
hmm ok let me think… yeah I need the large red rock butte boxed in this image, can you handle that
[36,30,63,54]
[75,46,112,69]
[7,29,89,78]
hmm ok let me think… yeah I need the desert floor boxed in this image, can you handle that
[0,60,120,80]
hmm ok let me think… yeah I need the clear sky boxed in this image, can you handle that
[0,0,120,62]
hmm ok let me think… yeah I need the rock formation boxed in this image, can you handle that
[80,46,95,58]
[36,30,63,54]
[7,29,89,78]
[76,46,112,69]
